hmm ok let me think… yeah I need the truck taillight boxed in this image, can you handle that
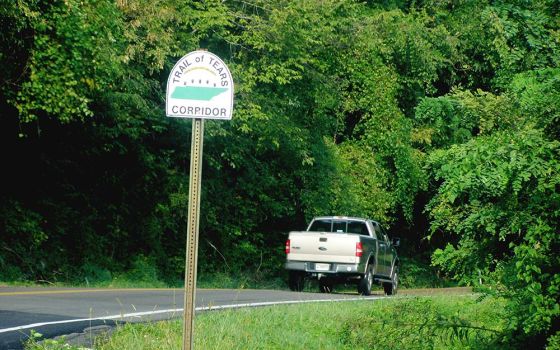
[356,242,363,257]
[285,239,291,254]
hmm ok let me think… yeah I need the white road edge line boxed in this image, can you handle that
[0,296,383,334]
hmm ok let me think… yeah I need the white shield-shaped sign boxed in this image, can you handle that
[166,50,234,120]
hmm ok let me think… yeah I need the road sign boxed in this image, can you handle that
[166,50,234,350]
[166,50,234,120]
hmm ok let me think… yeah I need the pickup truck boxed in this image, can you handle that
[285,216,400,295]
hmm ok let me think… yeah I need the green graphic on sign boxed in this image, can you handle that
[171,86,228,101]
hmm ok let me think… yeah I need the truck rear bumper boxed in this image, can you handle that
[285,261,363,274]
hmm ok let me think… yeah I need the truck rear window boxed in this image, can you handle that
[347,221,368,235]
[308,219,332,232]
[308,219,368,235]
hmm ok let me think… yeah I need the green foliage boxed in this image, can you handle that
[428,0,560,90]
[423,63,560,346]
[399,257,453,289]
[25,330,88,350]
[11,0,125,122]
[336,141,394,221]
[487,1,560,88]
[1,0,459,282]
[358,9,457,113]
[414,89,525,151]
[340,297,506,349]
[548,332,560,350]
[81,263,112,285]
[111,255,167,288]
[427,128,560,345]
[0,200,49,281]
[509,68,560,140]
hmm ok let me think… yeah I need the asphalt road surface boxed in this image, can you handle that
[0,287,382,349]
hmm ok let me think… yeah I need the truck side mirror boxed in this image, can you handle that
[392,237,401,247]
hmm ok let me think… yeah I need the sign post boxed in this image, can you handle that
[166,50,234,350]
[182,117,203,349]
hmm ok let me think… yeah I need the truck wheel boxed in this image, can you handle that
[383,267,398,295]
[319,279,334,293]
[358,265,373,296]
[288,271,305,292]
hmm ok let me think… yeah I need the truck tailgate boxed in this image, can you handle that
[287,231,359,264]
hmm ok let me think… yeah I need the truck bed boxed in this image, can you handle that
[286,231,362,264]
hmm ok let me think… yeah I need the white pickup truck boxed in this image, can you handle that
[285,216,400,295]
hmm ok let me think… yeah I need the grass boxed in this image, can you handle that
[0,272,285,290]
[25,294,509,350]
[196,271,287,290]
[0,276,169,289]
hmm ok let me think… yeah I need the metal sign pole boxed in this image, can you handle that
[183,118,204,350]
[166,49,232,349]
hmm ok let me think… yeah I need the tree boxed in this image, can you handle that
[427,128,560,347]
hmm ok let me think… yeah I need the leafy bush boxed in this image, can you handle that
[110,255,166,288]
[427,128,560,347]
[547,332,560,350]
[80,263,112,286]
[399,257,455,289]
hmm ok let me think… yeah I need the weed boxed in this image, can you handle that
[26,295,511,350]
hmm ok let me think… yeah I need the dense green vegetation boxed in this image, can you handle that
[25,295,510,350]
[1,0,558,347]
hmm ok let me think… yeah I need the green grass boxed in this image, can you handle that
[1,272,285,290]
[196,271,287,290]
[26,294,509,350]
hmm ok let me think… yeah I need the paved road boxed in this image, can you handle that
[0,287,381,349]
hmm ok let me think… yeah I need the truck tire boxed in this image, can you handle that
[319,279,334,293]
[358,265,373,296]
[288,271,305,292]
[383,267,398,295]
